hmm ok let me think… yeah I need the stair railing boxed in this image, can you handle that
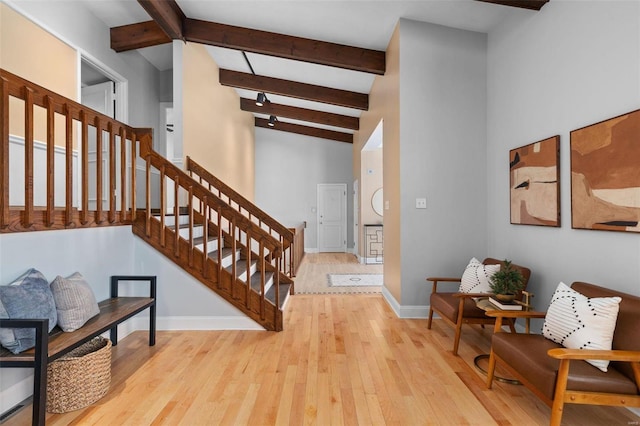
[186,156,297,277]
[141,148,284,321]
[0,68,150,233]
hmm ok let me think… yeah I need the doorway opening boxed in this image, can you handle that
[359,119,384,265]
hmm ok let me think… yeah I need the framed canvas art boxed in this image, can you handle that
[510,135,560,227]
[570,109,640,233]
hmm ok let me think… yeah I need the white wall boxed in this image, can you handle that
[487,0,640,313]
[396,20,488,308]
[254,128,354,251]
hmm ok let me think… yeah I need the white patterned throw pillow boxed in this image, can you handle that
[542,282,621,372]
[458,258,500,293]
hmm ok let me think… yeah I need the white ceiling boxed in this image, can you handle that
[78,0,533,135]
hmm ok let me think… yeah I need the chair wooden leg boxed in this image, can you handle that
[550,359,570,426]
[452,298,465,355]
[427,307,434,329]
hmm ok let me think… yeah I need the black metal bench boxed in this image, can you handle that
[0,275,156,426]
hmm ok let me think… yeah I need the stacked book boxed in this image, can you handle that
[489,296,523,310]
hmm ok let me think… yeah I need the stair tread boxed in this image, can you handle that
[265,283,291,308]
[224,258,257,275]
[207,247,237,259]
[193,235,217,245]
[250,271,274,293]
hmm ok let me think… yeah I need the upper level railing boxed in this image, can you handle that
[0,68,149,232]
[186,156,298,276]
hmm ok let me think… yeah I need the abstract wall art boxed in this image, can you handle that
[571,109,640,233]
[510,135,560,227]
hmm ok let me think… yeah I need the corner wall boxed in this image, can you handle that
[181,43,256,200]
[487,0,640,309]
[397,20,488,310]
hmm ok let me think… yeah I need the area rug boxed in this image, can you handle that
[328,274,383,287]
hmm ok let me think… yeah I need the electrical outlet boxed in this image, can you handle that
[416,198,427,209]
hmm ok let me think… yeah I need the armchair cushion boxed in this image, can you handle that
[459,258,500,293]
[542,282,621,372]
[430,293,487,323]
[492,333,639,400]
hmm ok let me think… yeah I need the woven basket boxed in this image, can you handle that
[46,336,112,413]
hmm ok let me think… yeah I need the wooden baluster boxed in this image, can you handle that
[23,86,34,228]
[108,122,116,223]
[260,241,265,320]
[174,175,179,257]
[202,196,209,279]
[188,185,194,268]
[231,219,237,299]
[119,127,126,218]
[45,96,55,227]
[131,131,137,219]
[80,111,88,224]
[64,104,73,226]
[274,257,280,312]
[216,205,222,288]
[95,116,103,223]
[159,165,165,247]
[245,232,251,309]
[0,76,8,229]
[145,155,151,237]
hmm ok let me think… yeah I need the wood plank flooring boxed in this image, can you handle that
[4,254,639,425]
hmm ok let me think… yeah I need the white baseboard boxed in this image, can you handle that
[381,287,429,319]
[129,316,264,331]
[305,248,319,253]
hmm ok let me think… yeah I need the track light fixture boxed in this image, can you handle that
[256,92,266,106]
[242,51,278,126]
[268,115,278,127]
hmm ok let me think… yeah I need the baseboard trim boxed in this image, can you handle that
[381,287,429,319]
[126,315,265,331]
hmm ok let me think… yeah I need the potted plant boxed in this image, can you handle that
[489,260,524,302]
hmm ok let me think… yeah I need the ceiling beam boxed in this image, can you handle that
[110,21,171,52]
[109,17,384,75]
[137,0,186,40]
[184,18,385,75]
[221,70,368,111]
[476,0,549,10]
[240,98,359,130]
[255,118,353,144]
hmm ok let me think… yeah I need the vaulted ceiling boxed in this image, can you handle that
[84,0,549,143]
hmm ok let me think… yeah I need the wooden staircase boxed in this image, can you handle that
[0,68,293,331]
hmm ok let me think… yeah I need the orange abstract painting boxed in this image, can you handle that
[571,109,640,233]
[510,136,560,227]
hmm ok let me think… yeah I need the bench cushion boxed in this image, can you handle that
[492,333,639,401]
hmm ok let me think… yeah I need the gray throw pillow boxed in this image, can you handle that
[50,272,100,332]
[0,268,57,354]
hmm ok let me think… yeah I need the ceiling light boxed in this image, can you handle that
[268,115,278,127]
[256,92,266,106]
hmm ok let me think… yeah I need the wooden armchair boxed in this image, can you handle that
[426,258,531,355]
[485,282,640,426]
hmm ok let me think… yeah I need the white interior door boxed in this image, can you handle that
[318,183,347,252]
[353,179,359,257]
[82,81,114,211]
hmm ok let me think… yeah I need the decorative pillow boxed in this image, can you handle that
[459,258,500,293]
[542,282,621,372]
[0,268,57,354]
[50,272,100,332]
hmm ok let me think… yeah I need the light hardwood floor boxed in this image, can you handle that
[5,254,639,425]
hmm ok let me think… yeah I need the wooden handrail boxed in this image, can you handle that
[0,68,151,232]
[146,150,282,254]
[186,156,298,277]
[186,156,294,243]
